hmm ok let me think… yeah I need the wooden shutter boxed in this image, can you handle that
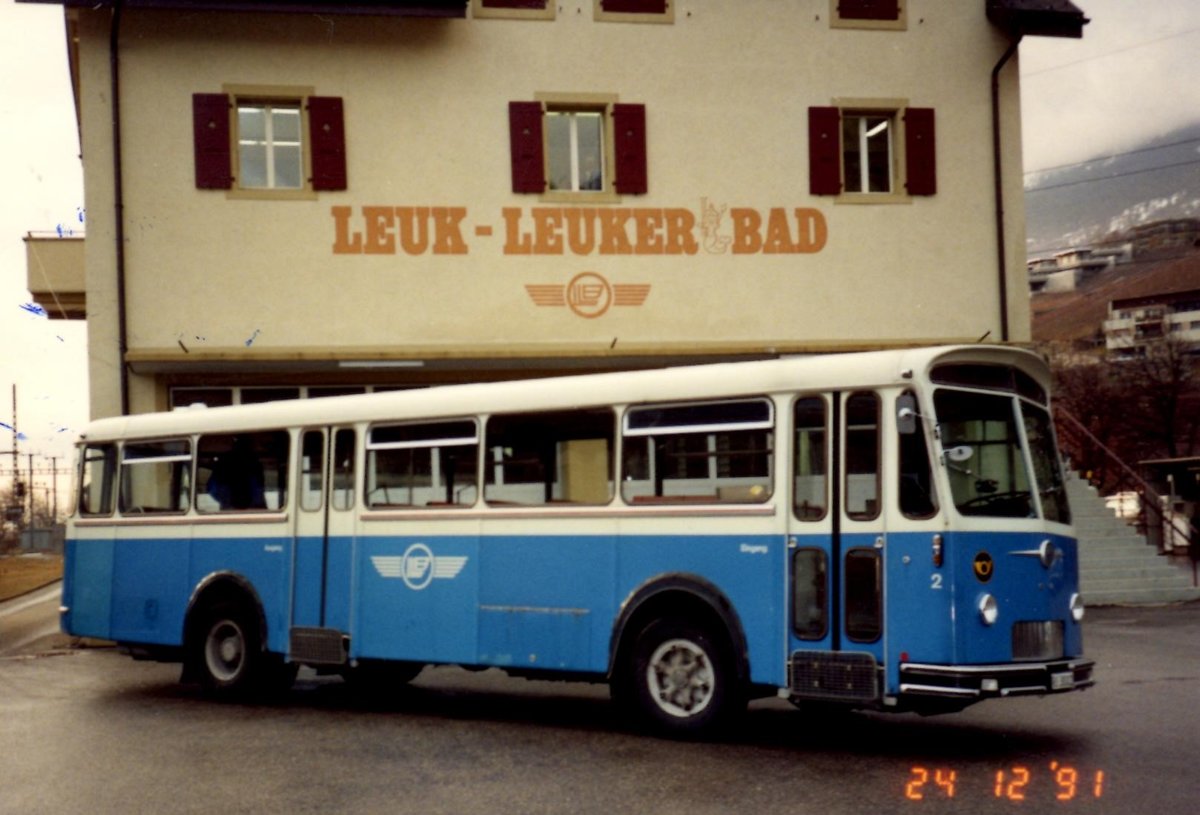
[613,103,648,195]
[193,93,232,190]
[808,107,842,196]
[904,107,936,196]
[509,101,546,194]
[483,0,549,8]
[308,96,347,191]
[602,0,668,12]
[838,0,900,20]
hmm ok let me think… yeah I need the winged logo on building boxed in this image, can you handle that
[525,272,651,318]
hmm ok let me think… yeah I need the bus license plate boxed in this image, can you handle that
[1051,671,1074,690]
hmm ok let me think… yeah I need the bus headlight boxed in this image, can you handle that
[978,593,999,626]
[1070,592,1085,622]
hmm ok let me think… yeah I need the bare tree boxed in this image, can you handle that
[1047,338,1200,491]
[1122,337,1200,460]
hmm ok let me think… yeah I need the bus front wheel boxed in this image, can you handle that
[623,618,738,736]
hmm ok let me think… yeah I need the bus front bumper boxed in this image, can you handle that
[899,659,1095,699]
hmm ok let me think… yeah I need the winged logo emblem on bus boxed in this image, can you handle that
[371,543,468,591]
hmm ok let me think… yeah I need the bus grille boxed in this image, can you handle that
[1012,621,1064,661]
[290,627,348,665]
[789,651,879,701]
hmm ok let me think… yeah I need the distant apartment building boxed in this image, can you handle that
[1028,244,1131,293]
[1027,220,1200,294]
[1104,288,1200,356]
[22,0,1086,419]
[1121,219,1200,258]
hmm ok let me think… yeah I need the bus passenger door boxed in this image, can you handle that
[787,391,885,704]
[289,427,356,666]
[838,391,886,670]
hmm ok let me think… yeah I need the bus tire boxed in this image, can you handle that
[623,617,737,737]
[194,600,292,697]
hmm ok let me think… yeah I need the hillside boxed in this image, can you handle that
[1025,121,1200,257]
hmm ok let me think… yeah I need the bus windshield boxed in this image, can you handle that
[933,388,1068,522]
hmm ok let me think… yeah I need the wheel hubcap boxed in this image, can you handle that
[205,620,246,683]
[646,638,714,718]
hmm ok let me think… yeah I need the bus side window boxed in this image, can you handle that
[793,396,827,520]
[485,409,614,506]
[366,420,479,509]
[119,439,192,515]
[621,399,773,504]
[845,392,880,521]
[196,431,289,512]
[79,444,117,516]
[300,430,325,512]
[332,429,355,511]
[793,547,828,640]
[897,390,938,519]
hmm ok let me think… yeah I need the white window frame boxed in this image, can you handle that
[237,101,303,190]
[843,112,895,195]
[225,84,316,201]
[546,110,606,194]
[829,0,907,31]
[537,93,620,203]
[832,98,912,205]
[472,0,555,20]
[593,0,675,25]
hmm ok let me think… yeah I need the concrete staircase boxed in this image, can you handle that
[1067,472,1200,606]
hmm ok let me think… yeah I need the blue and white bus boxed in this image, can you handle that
[63,345,1093,733]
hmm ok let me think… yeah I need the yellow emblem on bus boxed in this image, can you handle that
[973,552,995,583]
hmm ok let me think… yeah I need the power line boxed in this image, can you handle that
[1025,158,1200,194]
[1025,137,1200,178]
[1022,26,1200,77]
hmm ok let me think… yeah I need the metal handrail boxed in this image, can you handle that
[1056,407,1200,587]
[1056,405,1166,542]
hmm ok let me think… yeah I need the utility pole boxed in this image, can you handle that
[10,384,16,486]
[28,453,35,529]
[51,456,58,525]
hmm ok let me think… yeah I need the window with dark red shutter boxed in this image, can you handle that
[808,107,842,196]
[474,0,554,18]
[613,103,648,195]
[308,96,347,191]
[193,93,233,190]
[602,0,668,13]
[482,0,549,7]
[904,107,936,196]
[509,101,546,194]
[837,0,900,20]
[596,0,673,22]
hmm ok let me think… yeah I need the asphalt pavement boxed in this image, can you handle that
[1,599,1198,814]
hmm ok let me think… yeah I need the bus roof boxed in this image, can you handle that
[78,345,1050,443]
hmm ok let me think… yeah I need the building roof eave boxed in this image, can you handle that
[986,0,1089,39]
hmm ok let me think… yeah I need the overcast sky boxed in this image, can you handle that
[2,0,1199,504]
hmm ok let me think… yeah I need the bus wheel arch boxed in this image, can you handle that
[182,573,293,697]
[609,576,749,735]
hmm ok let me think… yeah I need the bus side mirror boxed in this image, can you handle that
[896,394,918,435]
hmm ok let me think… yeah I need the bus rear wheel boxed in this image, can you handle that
[623,618,738,737]
[193,601,294,697]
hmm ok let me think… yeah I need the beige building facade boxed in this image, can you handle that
[24,0,1086,419]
